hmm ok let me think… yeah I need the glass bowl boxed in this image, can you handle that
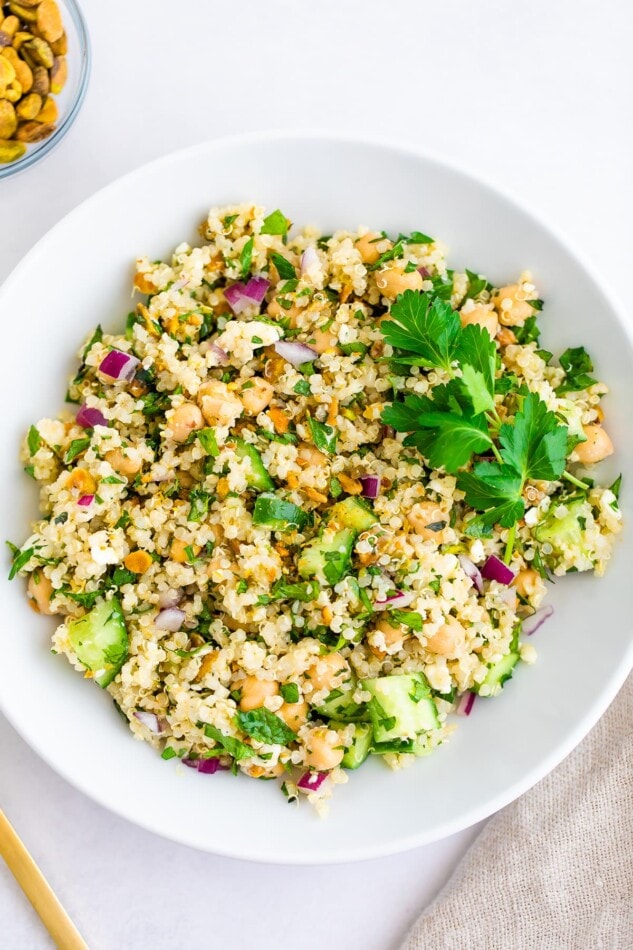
[0,0,90,180]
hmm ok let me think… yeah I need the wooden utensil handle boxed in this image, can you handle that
[0,809,88,950]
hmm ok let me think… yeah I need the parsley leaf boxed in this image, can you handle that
[188,488,210,523]
[270,252,296,281]
[380,291,461,373]
[498,393,567,482]
[261,209,290,236]
[236,708,296,745]
[307,417,338,455]
[464,269,491,299]
[198,428,219,457]
[556,346,597,394]
[456,323,497,414]
[382,385,492,473]
[239,237,254,279]
[514,315,540,345]
[8,545,35,580]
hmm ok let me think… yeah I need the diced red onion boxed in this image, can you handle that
[359,475,381,500]
[458,554,484,594]
[155,607,185,632]
[300,246,319,275]
[170,275,190,293]
[224,276,270,314]
[273,340,318,367]
[77,494,94,507]
[297,771,327,792]
[374,590,415,611]
[209,342,229,365]
[183,757,227,774]
[76,404,108,429]
[523,604,554,636]
[133,710,164,734]
[157,588,183,609]
[456,692,476,716]
[99,349,140,382]
[418,266,431,278]
[481,555,516,586]
[244,275,270,304]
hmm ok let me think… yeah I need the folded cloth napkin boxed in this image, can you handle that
[402,675,633,950]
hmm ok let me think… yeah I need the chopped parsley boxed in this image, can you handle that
[260,209,290,236]
[270,252,296,281]
[307,417,338,455]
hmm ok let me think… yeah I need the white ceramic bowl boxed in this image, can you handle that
[1,133,631,864]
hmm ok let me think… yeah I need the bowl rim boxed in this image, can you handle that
[1,129,631,863]
[0,0,91,181]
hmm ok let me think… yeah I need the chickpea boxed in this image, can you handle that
[170,539,201,563]
[277,701,309,732]
[460,304,499,338]
[305,653,349,693]
[169,402,203,442]
[575,424,614,465]
[372,618,408,653]
[375,265,423,300]
[492,284,535,327]
[496,327,517,347]
[304,727,345,771]
[514,569,542,602]
[105,447,142,477]
[425,617,465,658]
[297,442,328,468]
[310,326,339,354]
[27,571,55,615]
[267,298,302,325]
[239,676,279,712]
[355,232,392,265]
[239,377,274,415]
[407,501,449,542]
[197,379,243,427]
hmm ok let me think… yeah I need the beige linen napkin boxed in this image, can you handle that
[402,675,633,950]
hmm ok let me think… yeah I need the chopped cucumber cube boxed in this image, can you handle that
[362,673,439,743]
[235,438,274,491]
[297,527,355,585]
[67,597,129,688]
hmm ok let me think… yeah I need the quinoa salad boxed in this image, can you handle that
[11,204,623,811]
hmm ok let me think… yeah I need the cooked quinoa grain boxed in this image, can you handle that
[12,204,622,812]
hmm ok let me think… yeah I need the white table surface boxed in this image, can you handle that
[1,1,631,947]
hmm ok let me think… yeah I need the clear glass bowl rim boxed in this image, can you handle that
[0,0,91,180]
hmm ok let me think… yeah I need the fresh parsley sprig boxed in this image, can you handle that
[379,290,584,558]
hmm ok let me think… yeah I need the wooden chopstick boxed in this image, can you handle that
[0,808,89,950]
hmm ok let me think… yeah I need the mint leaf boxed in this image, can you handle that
[239,237,254,279]
[188,488,210,523]
[204,723,252,761]
[236,708,296,745]
[380,291,461,373]
[498,393,567,482]
[270,252,296,281]
[27,425,42,456]
[65,437,91,464]
[261,209,290,236]
[556,346,597,394]
[389,609,424,631]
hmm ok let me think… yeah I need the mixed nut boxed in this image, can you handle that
[0,0,67,164]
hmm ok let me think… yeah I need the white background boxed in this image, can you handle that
[1,1,631,947]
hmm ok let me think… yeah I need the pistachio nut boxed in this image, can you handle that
[0,137,26,162]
